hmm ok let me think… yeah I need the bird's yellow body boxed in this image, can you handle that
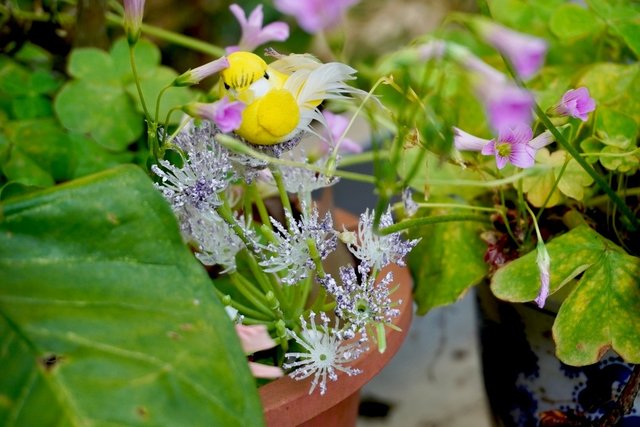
[220,52,300,145]
[219,50,361,146]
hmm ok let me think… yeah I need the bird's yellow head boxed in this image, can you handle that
[220,52,268,91]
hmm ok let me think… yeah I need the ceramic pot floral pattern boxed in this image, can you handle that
[477,284,640,427]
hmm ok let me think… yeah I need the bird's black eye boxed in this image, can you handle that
[224,82,230,90]
[264,72,269,80]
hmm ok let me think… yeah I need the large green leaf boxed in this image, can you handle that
[0,165,264,426]
[409,205,488,315]
[491,226,640,365]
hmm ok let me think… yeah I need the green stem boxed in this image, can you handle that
[128,45,151,121]
[270,166,293,230]
[399,202,499,213]
[587,187,640,207]
[249,183,272,229]
[379,214,490,235]
[502,60,640,231]
[337,150,389,168]
[214,289,270,321]
[106,12,225,57]
[155,84,171,124]
[216,134,376,183]
[230,273,274,317]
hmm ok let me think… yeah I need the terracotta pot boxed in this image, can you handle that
[258,209,414,427]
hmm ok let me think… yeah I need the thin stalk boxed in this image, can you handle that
[216,134,376,183]
[106,12,225,57]
[398,202,499,213]
[587,187,640,207]
[230,272,274,317]
[128,45,151,121]
[154,84,171,123]
[502,59,639,231]
[379,214,490,235]
[214,289,271,321]
[249,183,272,229]
[270,166,293,231]
[337,150,389,168]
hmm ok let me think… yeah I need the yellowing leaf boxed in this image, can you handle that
[522,148,593,207]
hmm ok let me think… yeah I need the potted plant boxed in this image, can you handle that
[0,1,418,426]
[365,0,640,425]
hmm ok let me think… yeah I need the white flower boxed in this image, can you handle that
[151,122,234,213]
[347,208,420,271]
[185,206,246,273]
[324,265,400,341]
[259,206,336,285]
[283,312,365,395]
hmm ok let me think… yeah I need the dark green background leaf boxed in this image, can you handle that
[409,205,488,315]
[0,165,264,426]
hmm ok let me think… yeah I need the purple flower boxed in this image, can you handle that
[185,97,245,133]
[550,87,596,122]
[482,125,537,169]
[534,241,551,308]
[320,111,364,154]
[478,21,547,80]
[123,0,145,45]
[453,127,491,152]
[476,81,535,132]
[274,0,360,34]
[226,4,289,54]
[174,57,230,87]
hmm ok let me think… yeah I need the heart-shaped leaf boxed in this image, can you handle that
[491,225,640,365]
[0,165,264,426]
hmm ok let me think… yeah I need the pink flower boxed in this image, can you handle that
[226,4,289,54]
[185,97,245,133]
[235,324,283,379]
[174,57,230,86]
[477,81,535,132]
[274,0,360,34]
[482,125,537,169]
[321,111,364,154]
[534,241,551,308]
[478,21,547,80]
[455,125,554,170]
[550,87,596,122]
[453,127,491,152]
[123,0,145,45]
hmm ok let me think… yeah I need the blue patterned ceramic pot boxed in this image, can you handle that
[477,283,640,427]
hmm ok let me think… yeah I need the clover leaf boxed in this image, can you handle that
[522,148,593,207]
[491,225,640,365]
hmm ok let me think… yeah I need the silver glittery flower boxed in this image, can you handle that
[347,208,420,272]
[283,311,365,395]
[325,264,400,341]
[151,122,235,214]
[259,205,336,285]
[185,206,246,273]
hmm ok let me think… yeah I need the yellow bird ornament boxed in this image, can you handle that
[219,50,363,147]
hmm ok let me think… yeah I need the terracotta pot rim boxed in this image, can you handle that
[258,208,413,426]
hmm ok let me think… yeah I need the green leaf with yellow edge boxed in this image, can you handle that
[408,203,488,315]
[522,148,593,207]
[595,107,638,149]
[598,146,640,173]
[0,165,265,426]
[578,63,640,122]
[491,225,640,365]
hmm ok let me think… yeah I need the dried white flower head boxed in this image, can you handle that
[279,159,339,195]
[347,208,420,271]
[151,123,235,213]
[323,265,400,341]
[402,187,419,217]
[185,206,246,273]
[283,311,365,395]
[259,206,336,285]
